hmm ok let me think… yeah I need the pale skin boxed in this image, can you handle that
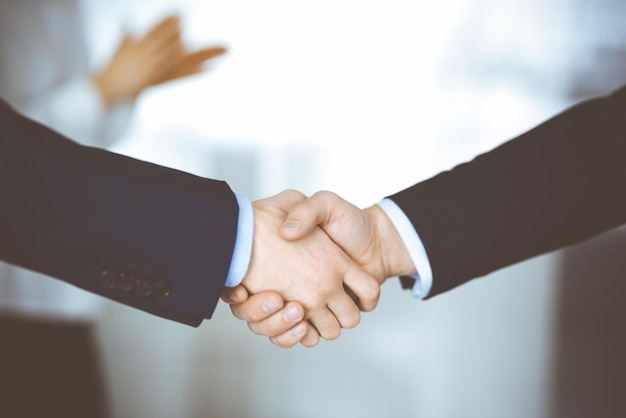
[234,190,383,348]
[221,191,418,348]
[91,14,227,107]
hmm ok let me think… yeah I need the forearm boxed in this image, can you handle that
[364,204,417,280]
[391,85,626,297]
[0,101,238,325]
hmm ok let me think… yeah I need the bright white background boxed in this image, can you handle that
[76,0,618,417]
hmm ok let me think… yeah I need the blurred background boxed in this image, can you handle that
[1,0,625,417]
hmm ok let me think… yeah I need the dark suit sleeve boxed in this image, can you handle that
[0,100,239,326]
[390,85,626,298]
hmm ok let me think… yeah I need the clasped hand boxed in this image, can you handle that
[221,190,417,348]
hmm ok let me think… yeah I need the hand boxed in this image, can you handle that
[92,14,227,106]
[222,191,415,346]
[149,46,227,86]
[280,191,417,281]
[221,286,319,348]
[240,190,381,342]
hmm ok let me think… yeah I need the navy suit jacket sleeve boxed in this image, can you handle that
[0,100,239,326]
[390,84,626,298]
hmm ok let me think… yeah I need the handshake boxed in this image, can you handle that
[4,82,623,349]
[221,189,419,349]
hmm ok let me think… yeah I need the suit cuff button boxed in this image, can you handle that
[117,273,136,292]
[134,278,153,298]
[152,279,172,300]
[98,270,119,290]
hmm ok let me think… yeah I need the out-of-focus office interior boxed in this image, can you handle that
[1,0,625,417]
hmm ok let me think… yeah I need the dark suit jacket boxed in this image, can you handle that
[391,84,626,297]
[0,100,239,326]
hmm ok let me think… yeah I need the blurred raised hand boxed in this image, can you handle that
[92,14,227,107]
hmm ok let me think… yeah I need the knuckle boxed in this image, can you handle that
[361,283,381,312]
[235,305,262,322]
[230,306,245,320]
[282,189,306,200]
[247,322,264,336]
[248,310,267,323]
[314,190,336,200]
[318,281,336,298]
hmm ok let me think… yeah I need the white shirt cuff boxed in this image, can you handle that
[224,192,254,287]
[376,198,433,299]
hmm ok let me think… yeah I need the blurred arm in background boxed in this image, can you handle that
[91,14,226,110]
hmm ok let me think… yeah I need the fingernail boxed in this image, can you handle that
[283,305,302,322]
[261,299,278,313]
[290,323,306,336]
[282,220,301,229]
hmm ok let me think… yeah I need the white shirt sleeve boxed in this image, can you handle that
[376,198,433,299]
[224,192,254,287]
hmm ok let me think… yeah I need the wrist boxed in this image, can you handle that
[91,69,140,108]
[91,71,116,108]
[365,205,417,279]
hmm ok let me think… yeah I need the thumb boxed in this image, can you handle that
[220,284,249,304]
[280,191,336,241]
[120,30,134,46]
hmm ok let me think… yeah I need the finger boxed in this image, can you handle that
[143,14,181,46]
[300,322,321,347]
[326,290,361,329]
[248,301,305,336]
[157,47,228,83]
[145,34,184,66]
[229,291,285,322]
[269,321,308,349]
[280,191,339,241]
[140,20,183,68]
[307,309,342,341]
[220,284,249,304]
[272,189,307,209]
[184,46,228,64]
[342,264,381,312]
